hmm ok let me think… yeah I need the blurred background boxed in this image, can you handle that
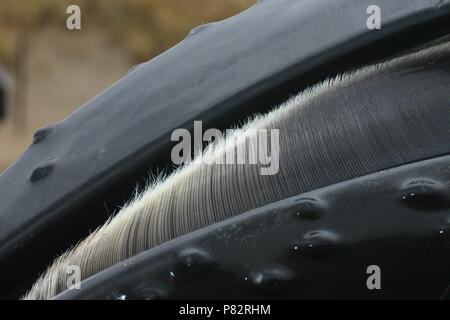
[0,0,254,172]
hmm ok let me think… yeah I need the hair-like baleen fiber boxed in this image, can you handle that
[24,41,450,299]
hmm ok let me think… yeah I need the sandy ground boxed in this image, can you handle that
[0,27,134,172]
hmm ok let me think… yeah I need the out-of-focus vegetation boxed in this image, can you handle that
[0,0,255,172]
[0,0,255,68]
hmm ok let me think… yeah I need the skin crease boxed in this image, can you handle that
[23,41,450,299]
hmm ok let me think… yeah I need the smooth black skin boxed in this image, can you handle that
[0,0,449,298]
[55,155,450,300]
